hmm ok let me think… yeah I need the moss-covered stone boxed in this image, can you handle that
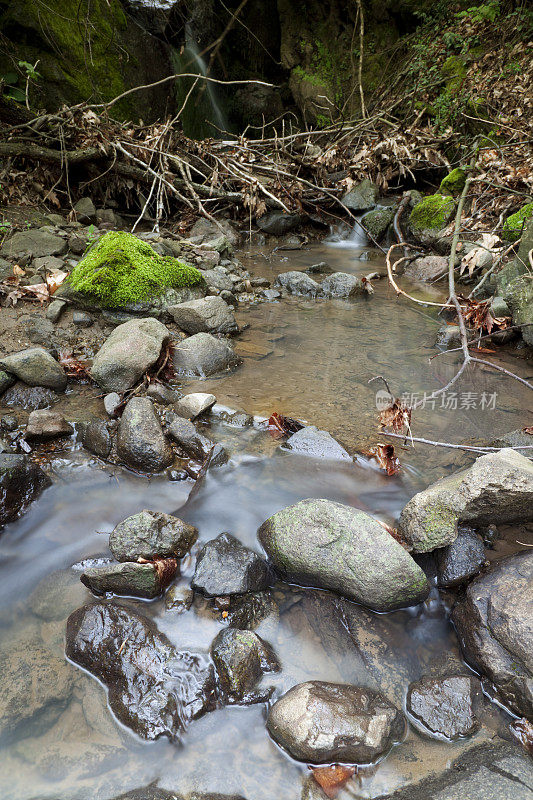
[67,232,204,308]
[439,168,467,197]
[502,202,533,242]
[409,194,455,233]
[362,207,395,240]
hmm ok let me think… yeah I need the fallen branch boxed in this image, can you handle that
[381,431,533,454]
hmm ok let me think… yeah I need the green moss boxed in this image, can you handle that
[67,232,204,308]
[439,168,467,196]
[441,54,467,93]
[409,194,455,232]
[502,202,533,242]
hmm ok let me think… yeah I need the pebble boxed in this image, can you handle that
[104,392,121,417]
[46,299,67,323]
[72,311,93,327]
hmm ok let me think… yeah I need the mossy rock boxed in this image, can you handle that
[362,207,395,241]
[502,202,533,242]
[67,232,204,309]
[409,194,456,236]
[439,169,466,197]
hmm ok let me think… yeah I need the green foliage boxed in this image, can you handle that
[0,60,41,103]
[502,203,533,243]
[409,194,456,232]
[67,231,204,308]
[456,1,501,24]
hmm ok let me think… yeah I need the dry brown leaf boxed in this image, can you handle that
[379,398,412,434]
[312,765,356,798]
[365,443,401,475]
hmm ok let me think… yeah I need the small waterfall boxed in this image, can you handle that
[326,213,369,248]
[184,27,228,134]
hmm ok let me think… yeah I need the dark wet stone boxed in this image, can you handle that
[267,681,405,764]
[224,591,279,630]
[256,211,303,236]
[167,414,214,461]
[111,789,184,800]
[80,561,168,599]
[79,420,113,459]
[452,551,533,719]
[117,396,173,473]
[280,425,351,461]
[0,370,15,395]
[0,347,67,391]
[258,499,429,611]
[436,526,486,588]
[73,310,93,327]
[0,453,51,527]
[192,533,272,597]
[109,509,197,562]
[211,628,279,703]
[225,410,254,427]
[25,409,73,441]
[146,383,179,405]
[165,585,194,612]
[65,602,217,740]
[407,675,483,739]
[46,299,67,322]
[1,382,58,410]
[0,642,73,741]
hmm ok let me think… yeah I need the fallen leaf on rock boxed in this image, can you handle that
[268,412,304,438]
[312,765,356,798]
[523,426,533,435]
[365,443,401,475]
[46,269,68,294]
[138,557,178,590]
[510,718,533,755]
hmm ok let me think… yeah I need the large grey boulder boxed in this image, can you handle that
[169,296,238,335]
[342,179,379,211]
[406,675,483,739]
[404,255,448,282]
[280,426,351,461]
[258,499,429,611]
[398,449,533,553]
[267,681,405,764]
[0,347,67,391]
[172,333,240,378]
[91,318,170,393]
[274,271,321,297]
[0,453,51,527]
[452,551,533,719]
[0,229,67,258]
[321,272,364,298]
[109,509,197,562]
[193,532,272,597]
[117,397,173,473]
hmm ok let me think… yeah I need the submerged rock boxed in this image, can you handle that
[109,509,197,562]
[80,561,171,599]
[169,296,238,335]
[1,382,58,410]
[407,675,482,739]
[117,397,173,473]
[436,526,486,588]
[398,449,533,552]
[66,602,217,740]
[452,551,533,719]
[258,499,429,611]
[91,317,170,393]
[174,392,216,420]
[321,272,364,298]
[267,681,405,764]
[25,409,73,441]
[172,333,241,378]
[211,628,279,703]
[274,271,321,297]
[0,347,67,391]
[193,533,272,597]
[280,426,352,461]
[0,453,51,527]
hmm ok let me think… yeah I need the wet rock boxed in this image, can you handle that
[172,333,241,378]
[109,509,197,562]
[67,232,88,254]
[25,409,73,441]
[258,499,429,611]
[165,585,194,612]
[362,206,395,240]
[211,628,279,703]
[79,420,112,459]
[261,288,281,300]
[117,397,173,473]
[0,347,67,391]
[436,325,461,348]
[404,255,448,282]
[193,532,272,597]
[0,414,17,431]
[267,681,405,764]
[81,561,170,599]
[73,197,96,222]
[436,527,486,588]
[0,370,15,395]
[147,383,179,405]
[220,289,238,307]
[0,642,73,741]
[452,551,533,719]
[167,415,214,461]
[398,449,533,553]
[174,392,216,420]
[0,229,67,258]
[65,602,216,740]
[111,789,184,800]
[2,382,58,410]
[280,425,351,461]
[104,391,121,417]
[274,271,321,297]
[224,591,279,631]
[256,211,303,236]
[91,317,170,393]
[199,442,229,471]
[0,453,51,527]
[305,261,334,275]
[45,298,67,322]
[342,179,379,212]
[23,316,55,347]
[201,268,235,293]
[492,429,533,457]
[406,675,482,740]
[169,296,238,335]
[225,410,254,427]
[73,310,93,327]
[321,272,364,298]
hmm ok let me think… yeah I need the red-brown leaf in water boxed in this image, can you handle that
[523,426,533,435]
[379,399,412,434]
[58,349,92,380]
[510,718,533,755]
[365,443,401,475]
[312,765,356,798]
[267,412,304,438]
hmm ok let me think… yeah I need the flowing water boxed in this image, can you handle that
[0,236,531,799]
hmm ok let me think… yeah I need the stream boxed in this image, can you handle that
[0,235,531,799]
